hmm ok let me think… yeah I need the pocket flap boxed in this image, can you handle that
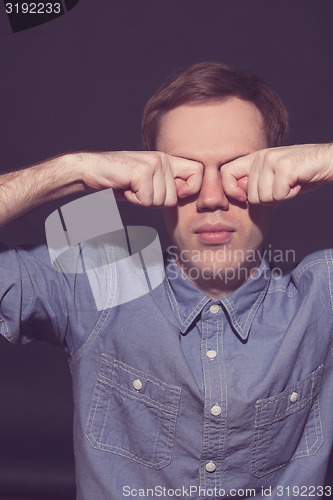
[255,364,324,427]
[98,354,181,412]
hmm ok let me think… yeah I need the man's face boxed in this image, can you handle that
[156,98,271,296]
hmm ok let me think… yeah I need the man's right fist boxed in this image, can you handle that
[77,151,203,207]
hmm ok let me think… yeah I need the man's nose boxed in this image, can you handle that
[196,168,229,211]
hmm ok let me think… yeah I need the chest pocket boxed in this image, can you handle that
[251,364,324,478]
[85,354,181,469]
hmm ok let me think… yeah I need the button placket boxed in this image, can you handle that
[200,302,227,488]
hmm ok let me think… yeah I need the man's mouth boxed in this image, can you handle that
[194,223,234,245]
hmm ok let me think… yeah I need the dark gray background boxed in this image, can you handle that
[0,0,333,497]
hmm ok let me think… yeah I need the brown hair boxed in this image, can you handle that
[142,62,288,150]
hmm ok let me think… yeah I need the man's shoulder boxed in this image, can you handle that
[0,240,84,281]
[292,249,333,283]
[267,249,333,298]
[0,240,50,263]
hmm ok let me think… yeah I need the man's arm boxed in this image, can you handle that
[221,143,333,204]
[0,151,203,228]
[0,155,84,227]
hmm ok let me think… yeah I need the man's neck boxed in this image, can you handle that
[176,258,262,299]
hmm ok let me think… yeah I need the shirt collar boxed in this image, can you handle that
[165,253,271,341]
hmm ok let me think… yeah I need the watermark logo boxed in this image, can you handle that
[45,189,165,311]
[165,245,296,284]
[4,0,80,33]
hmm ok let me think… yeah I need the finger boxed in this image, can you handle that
[151,163,167,206]
[221,174,248,202]
[123,188,144,205]
[246,162,261,204]
[271,167,300,201]
[272,177,302,201]
[169,156,203,197]
[257,167,275,204]
[177,169,203,198]
[163,162,178,206]
[221,155,253,201]
[287,184,302,198]
[128,170,155,205]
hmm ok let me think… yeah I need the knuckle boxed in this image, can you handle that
[272,191,284,201]
[164,198,177,207]
[256,149,269,164]
[141,198,153,207]
[150,152,164,167]
[153,199,164,208]
[221,164,231,176]
[248,193,259,205]
[260,194,272,204]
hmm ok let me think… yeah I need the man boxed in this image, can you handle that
[0,62,333,499]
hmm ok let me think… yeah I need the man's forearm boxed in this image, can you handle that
[222,143,333,204]
[0,150,203,229]
[0,154,86,228]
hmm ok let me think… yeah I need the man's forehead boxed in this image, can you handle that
[159,99,264,127]
[156,99,267,156]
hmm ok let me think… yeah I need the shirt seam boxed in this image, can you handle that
[69,244,116,364]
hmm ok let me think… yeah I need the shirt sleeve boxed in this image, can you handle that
[0,241,99,354]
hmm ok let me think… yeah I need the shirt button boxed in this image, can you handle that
[205,461,216,473]
[209,304,220,314]
[133,379,143,391]
[206,350,217,360]
[211,404,222,416]
[290,391,298,403]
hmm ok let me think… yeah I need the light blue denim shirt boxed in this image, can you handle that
[0,242,333,499]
